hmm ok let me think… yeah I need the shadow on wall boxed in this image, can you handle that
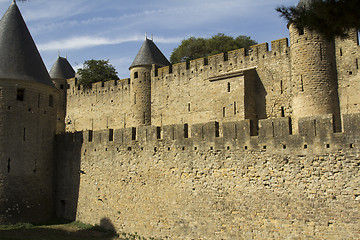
[54,132,83,221]
[0,218,118,239]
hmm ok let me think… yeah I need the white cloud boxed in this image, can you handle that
[38,35,182,52]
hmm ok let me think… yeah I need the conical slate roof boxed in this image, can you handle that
[0,1,53,87]
[49,56,75,79]
[130,38,170,69]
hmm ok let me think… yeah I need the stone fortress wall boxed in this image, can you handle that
[56,31,360,238]
[55,113,360,239]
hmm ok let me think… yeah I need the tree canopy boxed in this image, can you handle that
[276,0,360,39]
[77,59,119,89]
[170,34,257,64]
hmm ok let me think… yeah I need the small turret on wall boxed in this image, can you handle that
[129,37,170,127]
[49,56,75,134]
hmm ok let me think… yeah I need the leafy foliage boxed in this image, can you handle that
[276,0,360,39]
[170,33,257,64]
[77,59,119,89]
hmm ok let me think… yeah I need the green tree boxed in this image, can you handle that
[276,0,360,39]
[170,33,257,64]
[77,59,119,89]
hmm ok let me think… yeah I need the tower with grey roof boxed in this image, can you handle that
[50,56,75,133]
[0,1,59,224]
[129,38,170,126]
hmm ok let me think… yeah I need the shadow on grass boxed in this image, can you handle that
[0,218,119,240]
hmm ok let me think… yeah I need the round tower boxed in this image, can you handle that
[289,0,341,132]
[129,37,170,127]
[0,1,58,224]
[49,56,75,134]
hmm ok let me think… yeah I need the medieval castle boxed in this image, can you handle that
[0,0,359,239]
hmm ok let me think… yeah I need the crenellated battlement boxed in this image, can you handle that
[60,113,360,155]
[66,77,130,96]
[153,38,290,81]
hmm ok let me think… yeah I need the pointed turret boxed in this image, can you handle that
[0,1,53,87]
[50,56,74,134]
[128,38,169,127]
[49,56,75,80]
[130,38,170,69]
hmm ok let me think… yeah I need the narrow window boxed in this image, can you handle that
[132,127,136,140]
[300,75,304,92]
[234,102,237,115]
[17,88,25,101]
[281,107,285,117]
[298,28,304,35]
[60,84,64,89]
[88,130,93,142]
[37,94,40,108]
[7,158,10,173]
[356,59,358,69]
[184,124,189,138]
[223,107,226,117]
[227,82,231,92]
[49,95,53,107]
[280,81,283,94]
[134,72,139,79]
[33,159,37,173]
[101,81,105,87]
[272,122,275,137]
[215,122,220,138]
[156,127,161,139]
[188,103,191,112]
[109,129,114,141]
[314,120,317,136]
[23,128,26,141]
[134,93,136,104]
[234,124,238,139]
[340,48,343,56]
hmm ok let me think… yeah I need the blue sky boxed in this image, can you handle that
[0,0,299,78]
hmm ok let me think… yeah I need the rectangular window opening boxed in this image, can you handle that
[156,127,161,139]
[188,103,191,112]
[88,130,93,142]
[215,121,220,138]
[132,127,137,141]
[184,124,189,139]
[23,128,26,141]
[280,80,283,94]
[7,158,10,173]
[227,82,231,92]
[281,107,285,117]
[223,107,226,118]
[49,95,54,107]
[300,75,304,92]
[356,59,359,69]
[109,129,114,141]
[60,84,64,89]
[17,88,25,101]
[134,72,138,78]
[299,28,304,35]
[234,102,237,115]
